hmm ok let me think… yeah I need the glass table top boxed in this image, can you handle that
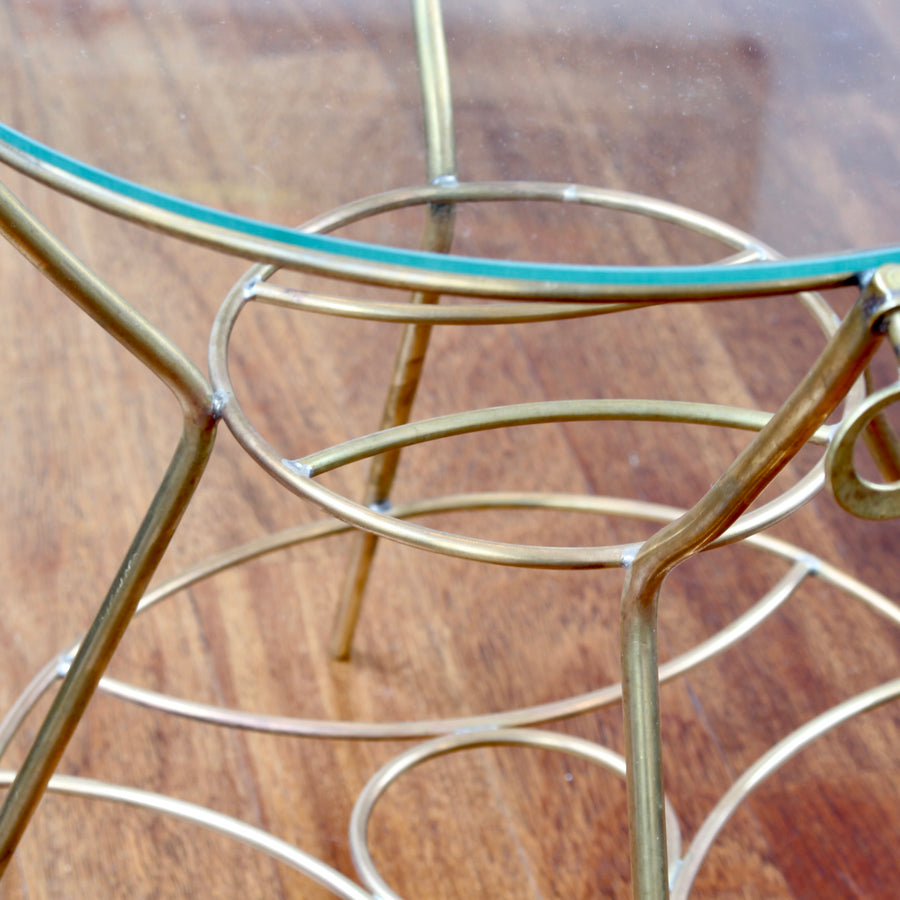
[1,0,899,290]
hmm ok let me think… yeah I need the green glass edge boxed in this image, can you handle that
[2,121,899,286]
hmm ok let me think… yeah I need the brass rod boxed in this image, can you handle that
[0,771,374,900]
[620,267,900,899]
[328,209,456,659]
[88,553,807,740]
[0,417,216,874]
[282,180,769,260]
[671,678,900,899]
[4,496,895,746]
[0,177,218,872]
[209,273,842,570]
[296,399,832,476]
[0,659,61,764]
[328,0,458,659]
[413,0,457,182]
[0,181,210,420]
[251,280,642,322]
[348,728,682,898]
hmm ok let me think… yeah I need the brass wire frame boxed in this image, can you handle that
[208,228,900,899]
[328,0,459,662]
[1,675,898,900]
[2,496,898,741]
[0,501,897,898]
[0,0,899,898]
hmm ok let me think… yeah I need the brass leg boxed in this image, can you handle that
[620,268,900,898]
[621,567,669,900]
[327,205,455,661]
[328,0,457,659]
[330,530,381,659]
[0,418,216,874]
[0,179,217,874]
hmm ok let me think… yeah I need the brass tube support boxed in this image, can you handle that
[328,0,457,659]
[0,420,215,874]
[0,180,217,873]
[620,265,900,899]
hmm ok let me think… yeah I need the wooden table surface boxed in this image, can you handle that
[0,1,898,897]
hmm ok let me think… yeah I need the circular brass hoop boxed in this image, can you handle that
[348,728,682,900]
[210,183,851,566]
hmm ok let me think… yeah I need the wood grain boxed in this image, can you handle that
[0,1,897,897]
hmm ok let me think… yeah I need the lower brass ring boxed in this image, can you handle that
[348,728,682,898]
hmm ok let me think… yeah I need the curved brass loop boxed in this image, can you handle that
[827,381,900,519]
[348,728,682,899]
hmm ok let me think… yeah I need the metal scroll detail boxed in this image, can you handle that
[827,380,900,519]
[826,267,900,520]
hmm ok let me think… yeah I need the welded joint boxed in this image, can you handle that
[861,264,900,333]
[55,653,75,678]
[795,552,823,577]
[210,389,230,418]
[430,173,458,188]
[282,458,313,478]
[620,543,642,569]
[241,277,260,300]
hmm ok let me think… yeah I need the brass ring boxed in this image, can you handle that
[348,728,682,899]
[826,382,900,519]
